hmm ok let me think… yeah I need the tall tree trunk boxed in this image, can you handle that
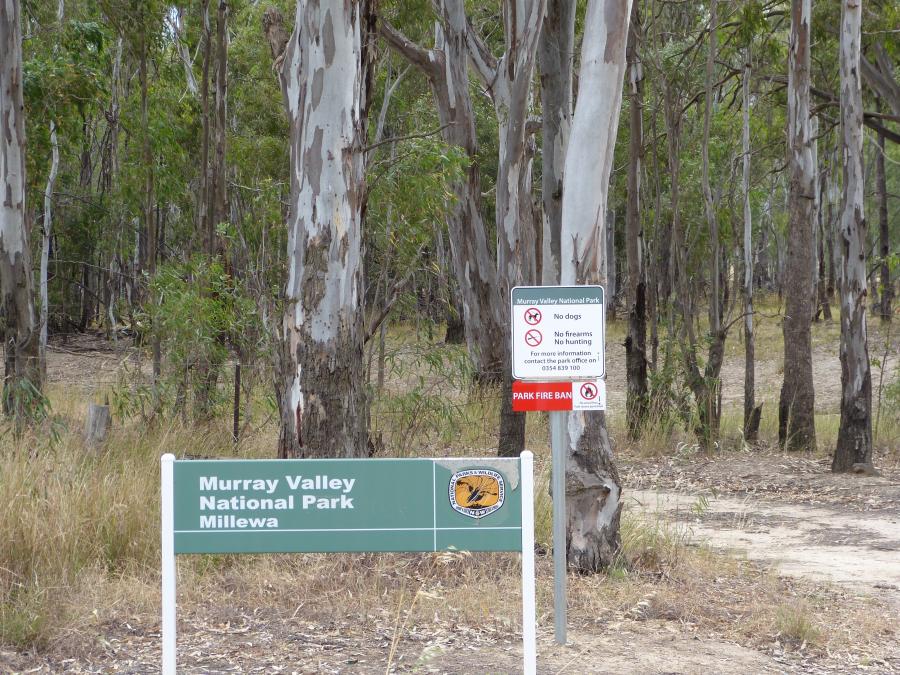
[196,0,229,419]
[624,3,648,438]
[779,0,817,452]
[379,8,505,386]
[40,0,64,369]
[698,0,723,447]
[538,0,575,286]
[0,0,43,413]
[876,132,892,322]
[200,0,213,253]
[625,3,649,439]
[816,157,833,321]
[701,0,720,344]
[741,48,759,442]
[558,0,631,571]
[466,0,547,457]
[264,3,373,458]
[213,0,228,242]
[40,121,59,373]
[833,0,873,472]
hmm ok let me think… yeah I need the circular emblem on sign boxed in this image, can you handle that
[448,469,505,519]
[580,382,598,400]
[524,329,542,347]
[524,307,542,325]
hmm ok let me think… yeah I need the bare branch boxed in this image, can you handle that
[465,17,498,90]
[379,19,438,76]
[363,123,453,153]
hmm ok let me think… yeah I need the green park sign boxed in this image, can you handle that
[170,457,524,554]
[160,453,536,674]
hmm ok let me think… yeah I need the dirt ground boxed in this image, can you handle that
[3,327,899,674]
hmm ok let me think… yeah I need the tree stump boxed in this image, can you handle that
[84,403,110,446]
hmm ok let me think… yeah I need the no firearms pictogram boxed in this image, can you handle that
[524,308,542,325]
[524,330,542,347]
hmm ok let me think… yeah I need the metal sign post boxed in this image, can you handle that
[510,285,606,647]
[549,410,567,645]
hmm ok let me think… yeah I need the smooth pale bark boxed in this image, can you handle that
[466,0,546,457]
[538,0,575,286]
[467,0,546,292]
[559,0,631,571]
[378,8,505,385]
[40,1,64,366]
[833,0,873,473]
[264,4,372,458]
[779,0,817,452]
[0,0,42,410]
[171,7,199,96]
[876,133,892,322]
[742,50,759,442]
[624,4,648,439]
[40,121,59,369]
[816,157,832,321]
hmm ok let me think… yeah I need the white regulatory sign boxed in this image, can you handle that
[511,286,605,381]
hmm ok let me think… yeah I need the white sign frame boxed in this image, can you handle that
[511,285,606,382]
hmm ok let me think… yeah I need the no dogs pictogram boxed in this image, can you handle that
[524,330,542,347]
[524,307,542,325]
[580,382,598,400]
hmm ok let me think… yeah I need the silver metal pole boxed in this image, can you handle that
[550,410,567,645]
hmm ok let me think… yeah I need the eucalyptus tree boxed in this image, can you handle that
[833,0,873,473]
[538,0,576,287]
[779,0,817,453]
[1,0,43,413]
[624,2,648,438]
[378,2,506,387]
[263,3,373,458]
[466,0,546,457]
[559,0,631,571]
[741,45,758,441]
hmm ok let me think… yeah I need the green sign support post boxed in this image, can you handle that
[160,453,535,673]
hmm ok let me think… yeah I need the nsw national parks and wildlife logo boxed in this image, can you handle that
[448,469,505,519]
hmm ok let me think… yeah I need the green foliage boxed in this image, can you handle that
[110,255,266,420]
[370,340,477,452]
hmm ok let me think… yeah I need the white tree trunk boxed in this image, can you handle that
[466,0,547,457]
[40,121,60,366]
[559,0,631,571]
[268,2,372,458]
[0,0,42,410]
[833,0,873,472]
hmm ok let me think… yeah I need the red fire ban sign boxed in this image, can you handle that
[512,381,572,412]
[512,380,606,412]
